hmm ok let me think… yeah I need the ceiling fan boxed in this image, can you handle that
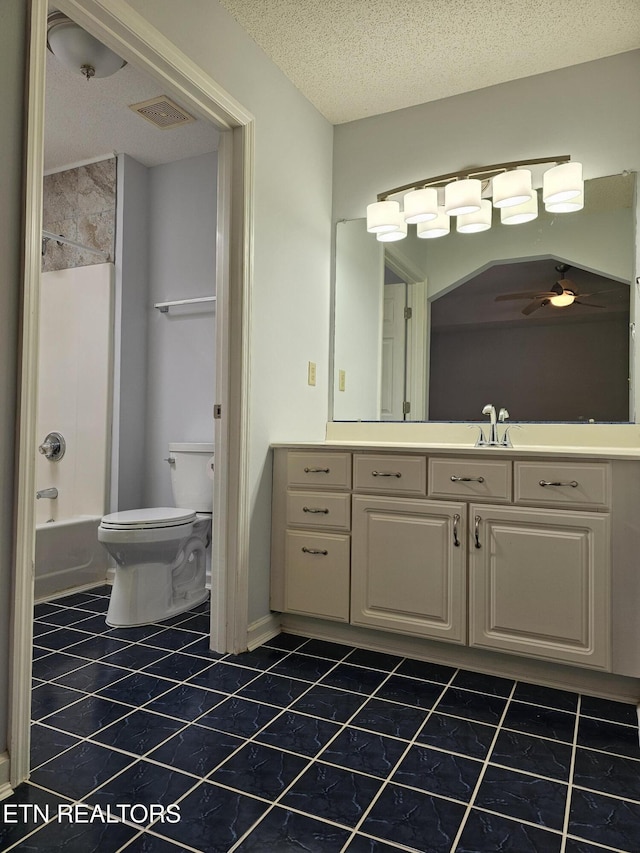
[494,264,609,315]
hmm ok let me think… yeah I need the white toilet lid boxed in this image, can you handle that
[100,507,197,530]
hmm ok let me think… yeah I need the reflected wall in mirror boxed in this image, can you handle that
[333,173,636,423]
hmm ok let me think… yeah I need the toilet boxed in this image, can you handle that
[99,442,214,627]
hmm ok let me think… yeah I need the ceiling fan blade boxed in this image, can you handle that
[522,298,549,315]
[551,280,566,296]
[574,300,606,308]
[495,291,556,302]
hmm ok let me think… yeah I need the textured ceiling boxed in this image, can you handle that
[217,0,640,124]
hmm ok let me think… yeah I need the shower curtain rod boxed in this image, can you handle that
[42,230,110,261]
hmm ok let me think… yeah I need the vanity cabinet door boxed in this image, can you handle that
[468,505,610,669]
[351,495,467,643]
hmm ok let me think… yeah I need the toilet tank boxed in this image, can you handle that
[168,442,214,511]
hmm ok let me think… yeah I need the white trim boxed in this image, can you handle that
[10,0,254,788]
[280,614,640,704]
[0,751,11,800]
[247,613,282,651]
[8,0,47,791]
[406,280,428,421]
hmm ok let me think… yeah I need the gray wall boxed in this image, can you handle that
[333,51,640,222]
[144,151,217,507]
[114,151,217,512]
[0,0,27,760]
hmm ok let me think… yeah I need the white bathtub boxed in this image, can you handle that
[35,515,110,601]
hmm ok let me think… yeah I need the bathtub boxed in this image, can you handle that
[35,515,110,601]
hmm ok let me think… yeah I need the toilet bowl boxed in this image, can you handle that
[99,443,214,627]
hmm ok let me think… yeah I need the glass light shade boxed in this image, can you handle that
[47,13,127,78]
[456,199,492,233]
[376,212,407,241]
[545,191,584,213]
[403,188,438,223]
[366,200,401,233]
[543,162,583,204]
[549,291,576,307]
[416,207,450,239]
[500,189,539,224]
[444,179,482,216]
[492,169,532,208]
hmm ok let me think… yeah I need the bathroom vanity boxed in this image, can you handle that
[270,439,640,693]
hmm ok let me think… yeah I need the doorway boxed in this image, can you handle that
[10,0,253,789]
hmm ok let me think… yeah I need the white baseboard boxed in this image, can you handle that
[247,613,281,650]
[279,614,640,704]
[0,751,12,801]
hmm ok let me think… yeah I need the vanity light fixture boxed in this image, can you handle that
[367,155,583,241]
[456,199,493,233]
[47,10,127,80]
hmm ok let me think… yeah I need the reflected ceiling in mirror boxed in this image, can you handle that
[332,172,635,424]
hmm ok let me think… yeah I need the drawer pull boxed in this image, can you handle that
[371,471,402,478]
[303,506,329,514]
[450,475,485,483]
[474,515,482,549]
[539,480,579,488]
[304,467,330,474]
[453,513,460,547]
[301,547,328,556]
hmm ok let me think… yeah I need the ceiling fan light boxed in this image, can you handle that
[416,206,450,238]
[444,178,482,216]
[457,199,492,233]
[545,191,584,213]
[501,189,538,224]
[492,169,532,208]
[47,11,127,79]
[549,290,576,307]
[366,200,401,233]
[543,161,583,204]
[376,211,407,241]
[403,188,438,223]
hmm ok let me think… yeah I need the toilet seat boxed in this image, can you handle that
[100,507,196,531]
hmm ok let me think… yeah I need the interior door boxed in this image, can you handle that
[381,282,407,419]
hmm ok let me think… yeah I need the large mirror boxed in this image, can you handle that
[333,173,635,423]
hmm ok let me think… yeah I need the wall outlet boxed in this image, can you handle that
[308,361,317,386]
[338,369,346,391]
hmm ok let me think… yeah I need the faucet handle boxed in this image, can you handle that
[467,424,488,446]
[498,408,510,423]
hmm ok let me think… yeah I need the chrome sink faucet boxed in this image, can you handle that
[36,487,58,500]
[473,404,518,447]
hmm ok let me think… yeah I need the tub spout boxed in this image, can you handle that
[36,487,58,500]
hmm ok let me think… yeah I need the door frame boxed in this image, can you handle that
[9,0,254,788]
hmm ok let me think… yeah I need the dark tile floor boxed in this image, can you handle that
[2,584,639,851]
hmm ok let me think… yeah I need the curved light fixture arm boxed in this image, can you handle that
[377,155,572,202]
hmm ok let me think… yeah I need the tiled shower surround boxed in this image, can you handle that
[3,586,640,852]
[42,157,116,272]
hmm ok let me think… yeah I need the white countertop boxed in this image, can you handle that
[271,421,640,461]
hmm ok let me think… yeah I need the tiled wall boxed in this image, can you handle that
[42,157,116,272]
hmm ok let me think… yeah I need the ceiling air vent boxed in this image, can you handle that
[129,96,195,129]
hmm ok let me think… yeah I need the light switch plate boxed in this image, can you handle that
[308,361,317,386]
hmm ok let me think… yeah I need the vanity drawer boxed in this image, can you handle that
[286,491,351,531]
[429,458,512,502]
[514,462,610,508]
[353,454,427,496]
[284,530,350,621]
[287,452,351,490]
